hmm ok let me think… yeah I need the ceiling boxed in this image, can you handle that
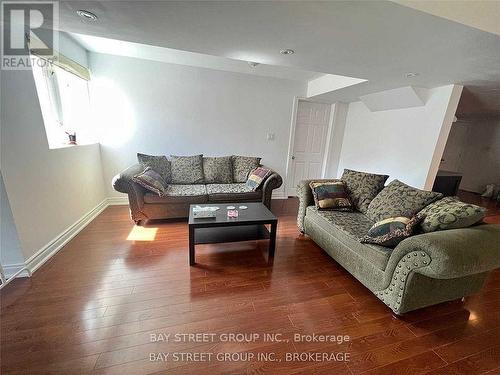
[393,0,500,36]
[55,1,500,113]
[70,32,325,82]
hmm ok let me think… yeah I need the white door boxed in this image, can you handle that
[287,100,331,196]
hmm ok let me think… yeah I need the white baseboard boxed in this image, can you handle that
[272,188,287,199]
[2,263,30,279]
[21,199,109,276]
[107,196,128,205]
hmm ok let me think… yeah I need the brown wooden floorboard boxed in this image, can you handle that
[1,198,499,374]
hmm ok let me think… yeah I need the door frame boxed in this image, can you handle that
[284,97,336,197]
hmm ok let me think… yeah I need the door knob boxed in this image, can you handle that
[291,156,295,160]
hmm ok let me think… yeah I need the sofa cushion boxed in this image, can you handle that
[137,153,171,182]
[203,156,233,184]
[144,184,207,204]
[361,214,423,248]
[170,155,204,184]
[341,169,389,213]
[305,206,392,270]
[366,180,442,222]
[206,183,262,202]
[132,167,168,196]
[232,156,261,183]
[310,180,353,210]
[246,167,272,191]
[419,197,486,233]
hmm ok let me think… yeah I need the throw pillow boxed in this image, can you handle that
[361,214,424,248]
[132,167,167,196]
[309,180,353,210]
[341,169,389,213]
[170,155,204,184]
[246,167,272,191]
[137,153,171,182]
[232,156,262,183]
[366,180,442,222]
[419,197,486,233]
[203,156,233,184]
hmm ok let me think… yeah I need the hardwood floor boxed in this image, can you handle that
[1,199,499,374]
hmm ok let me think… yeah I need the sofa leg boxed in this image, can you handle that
[134,220,142,226]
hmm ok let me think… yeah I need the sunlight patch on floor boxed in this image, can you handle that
[126,226,158,241]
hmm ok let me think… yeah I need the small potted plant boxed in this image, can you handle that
[65,131,77,145]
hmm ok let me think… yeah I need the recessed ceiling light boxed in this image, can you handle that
[248,61,260,68]
[405,72,419,78]
[280,49,295,55]
[76,10,98,21]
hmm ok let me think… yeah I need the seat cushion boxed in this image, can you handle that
[366,179,442,222]
[206,183,262,202]
[144,184,207,204]
[305,206,393,270]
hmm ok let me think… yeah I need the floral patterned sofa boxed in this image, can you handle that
[113,154,282,223]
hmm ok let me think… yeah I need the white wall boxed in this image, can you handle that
[0,172,25,271]
[0,32,106,263]
[324,102,348,178]
[336,85,462,188]
[89,53,306,198]
[441,120,500,193]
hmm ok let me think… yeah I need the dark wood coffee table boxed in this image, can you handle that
[188,203,278,265]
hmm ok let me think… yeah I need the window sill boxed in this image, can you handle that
[49,142,98,150]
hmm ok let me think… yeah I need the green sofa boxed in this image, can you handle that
[297,179,500,315]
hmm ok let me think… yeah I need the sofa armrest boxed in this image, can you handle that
[388,224,500,279]
[112,163,147,220]
[296,179,339,233]
[260,165,283,208]
[112,163,145,193]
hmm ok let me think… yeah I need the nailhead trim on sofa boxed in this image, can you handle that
[375,251,431,314]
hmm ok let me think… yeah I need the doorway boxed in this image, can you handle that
[286,99,332,196]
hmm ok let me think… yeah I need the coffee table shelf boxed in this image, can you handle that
[193,224,270,245]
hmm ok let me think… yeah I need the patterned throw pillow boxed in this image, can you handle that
[419,197,486,233]
[246,167,272,191]
[361,214,424,248]
[133,167,167,196]
[232,156,262,183]
[203,156,233,184]
[137,153,171,183]
[170,155,204,184]
[341,169,389,213]
[366,180,442,222]
[309,180,353,210]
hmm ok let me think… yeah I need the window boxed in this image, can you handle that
[31,55,94,149]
